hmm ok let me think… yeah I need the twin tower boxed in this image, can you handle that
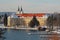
[16,6,24,14]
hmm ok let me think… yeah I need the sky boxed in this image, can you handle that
[0,0,60,13]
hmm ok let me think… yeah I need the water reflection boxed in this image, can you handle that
[0,29,60,40]
[0,28,6,40]
[3,29,40,40]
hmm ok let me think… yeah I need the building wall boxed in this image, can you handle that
[8,17,27,27]
[24,17,33,27]
[24,17,47,27]
[37,17,46,26]
[8,16,47,27]
[7,16,11,27]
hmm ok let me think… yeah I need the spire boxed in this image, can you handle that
[16,6,20,14]
[20,6,23,14]
[16,6,24,14]
[18,6,20,11]
[21,6,23,11]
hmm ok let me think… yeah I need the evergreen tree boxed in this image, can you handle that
[4,14,7,26]
[46,15,53,31]
[29,16,40,28]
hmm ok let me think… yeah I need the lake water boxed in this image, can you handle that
[2,30,50,40]
[0,29,56,40]
[0,24,60,40]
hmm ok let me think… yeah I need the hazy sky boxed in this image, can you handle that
[0,0,60,13]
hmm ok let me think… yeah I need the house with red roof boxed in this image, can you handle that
[7,6,48,28]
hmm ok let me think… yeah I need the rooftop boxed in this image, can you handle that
[16,13,45,17]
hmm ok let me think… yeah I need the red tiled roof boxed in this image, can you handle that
[16,13,45,17]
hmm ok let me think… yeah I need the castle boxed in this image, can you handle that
[7,6,48,28]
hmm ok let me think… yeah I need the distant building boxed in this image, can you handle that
[7,6,48,28]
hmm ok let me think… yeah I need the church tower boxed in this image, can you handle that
[16,6,24,14]
[16,6,20,14]
[20,6,24,14]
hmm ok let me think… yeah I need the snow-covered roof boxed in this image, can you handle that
[10,13,18,18]
[42,15,48,18]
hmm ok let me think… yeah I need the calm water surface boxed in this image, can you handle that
[2,29,53,40]
[0,24,48,40]
[4,30,40,40]
[0,24,59,40]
